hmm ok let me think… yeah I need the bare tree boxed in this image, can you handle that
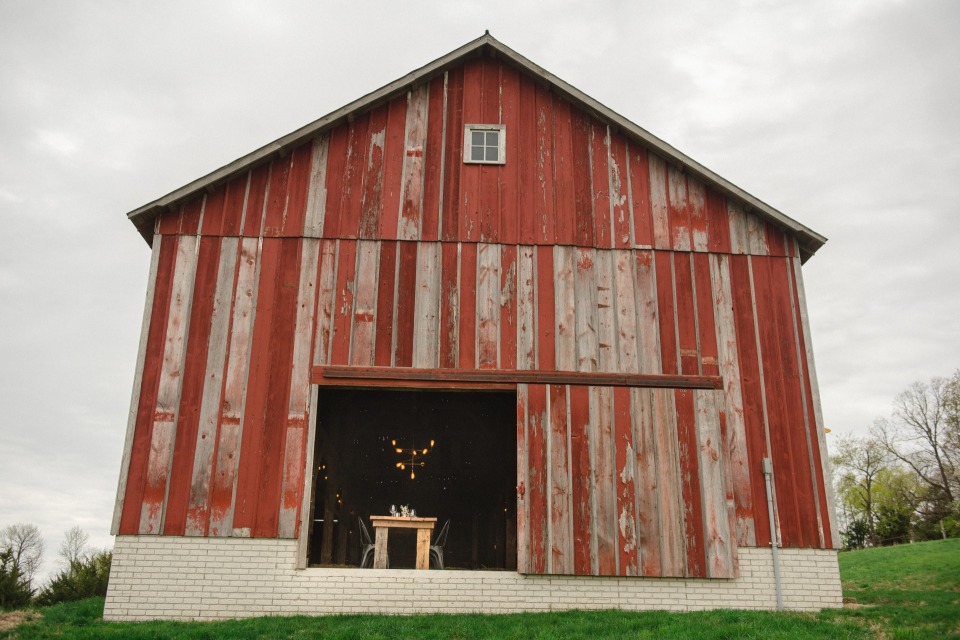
[0,523,44,588]
[59,526,90,570]
[872,374,960,536]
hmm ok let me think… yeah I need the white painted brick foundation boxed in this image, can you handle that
[104,536,842,621]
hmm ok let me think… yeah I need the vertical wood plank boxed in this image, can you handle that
[438,242,460,368]
[784,255,826,548]
[696,389,735,578]
[412,242,442,367]
[420,75,446,242]
[358,105,388,240]
[728,254,771,546]
[693,253,720,377]
[526,383,549,574]
[163,236,223,535]
[747,213,770,256]
[705,189,731,254]
[328,240,357,366]
[321,127,349,239]
[457,243,478,368]
[440,69,463,242]
[594,250,617,372]
[591,121,612,248]
[517,75,538,245]
[253,238,302,538]
[675,387,705,577]
[393,241,418,367]
[312,240,338,368]
[380,97,407,240]
[282,142,314,237]
[689,178,708,252]
[634,251,661,374]
[548,384,571,574]
[552,95,576,245]
[709,254,756,546]
[350,240,380,365]
[613,386,639,576]
[751,256,801,546]
[613,250,639,374]
[373,241,398,367]
[674,254,699,376]
[199,182,226,237]
[632,388,662,576]
[262,153,292,237]
[727,201,749,255]
[654,251,679,375]
[554,246,577,372]
[791,256,840,548]
[185,238,238,536]
[398,85,429,240]
[179,196,203,236]
[516,384,529,573]
[339,115,371,239]
[592,386,617,575]
[653,387,685,576]
[139,235,199,534]
[208,237,261,536]
[573,247,598,372]
[476,243,501,369]
[627,144,653,248]
[303,135,330,238]
[648,155,670,249]
[499,65,521,245]
[499,244,518,370]
[667,163,692,251]
[568,384,593,575]
[477,58,501,243]
[608,130,631,249]
[278,239,320,538]
[113,236,164,535]
[534,85,555,244]
[536,246,556,370]
[571,110,594,247]
[516,246,536,370]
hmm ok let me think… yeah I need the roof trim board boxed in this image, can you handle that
[126,33,826,260]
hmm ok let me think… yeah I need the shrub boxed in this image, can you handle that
[34,550,111,606]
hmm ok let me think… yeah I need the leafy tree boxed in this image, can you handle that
[841,518,870,550]
[0,548,33,610]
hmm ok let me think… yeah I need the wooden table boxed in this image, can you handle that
[369,516,437,570]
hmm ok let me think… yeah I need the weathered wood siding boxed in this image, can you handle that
[116,54,836,561]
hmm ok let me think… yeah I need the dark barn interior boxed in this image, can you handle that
[307,388,517,570]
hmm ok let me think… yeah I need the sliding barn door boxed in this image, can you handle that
[516,384,737,578]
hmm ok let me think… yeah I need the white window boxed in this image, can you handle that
[463,124,506,165]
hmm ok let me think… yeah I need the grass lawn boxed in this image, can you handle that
[2,539,958,639]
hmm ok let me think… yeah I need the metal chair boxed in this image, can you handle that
[358,517,380,568]
[429,519,450,570]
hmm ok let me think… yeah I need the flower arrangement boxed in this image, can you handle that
[389,504,416,517]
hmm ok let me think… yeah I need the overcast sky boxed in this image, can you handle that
[1,0,957,582]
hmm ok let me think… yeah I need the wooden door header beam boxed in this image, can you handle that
[313,366,723,390]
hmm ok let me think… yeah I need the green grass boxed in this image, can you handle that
[3,539,958,639]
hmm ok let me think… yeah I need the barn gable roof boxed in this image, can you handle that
[127,32,826,260]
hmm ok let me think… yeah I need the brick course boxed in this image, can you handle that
[104,536,842,621]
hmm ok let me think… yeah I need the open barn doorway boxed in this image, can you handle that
[306,387,517,570]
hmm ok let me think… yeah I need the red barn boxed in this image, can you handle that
[105,34,840,620]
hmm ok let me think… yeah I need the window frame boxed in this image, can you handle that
[463,124,506,165]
